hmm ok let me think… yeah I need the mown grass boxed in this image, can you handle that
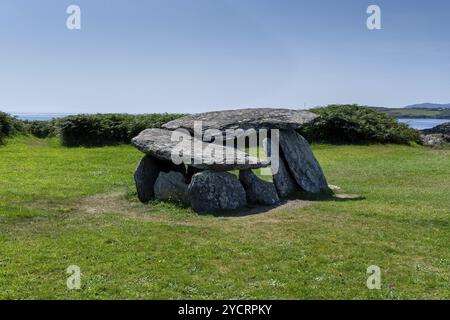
[0,136,449,299]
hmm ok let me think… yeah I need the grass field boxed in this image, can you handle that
[0,136,449,299]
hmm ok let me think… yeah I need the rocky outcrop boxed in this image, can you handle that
[154,171,189,203]
[239,170,279,205]
[187,171,247,213]
[133,154,185,203]
[279,130,329,193]
[421,122,450,135]
[131,128,270,171]
[421,122,450,147]
[421,134,450,146]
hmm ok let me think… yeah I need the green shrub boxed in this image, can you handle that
[25,120,58,138]
[300,104,422,144]
[0,111,26,144]
[59,113,185,147]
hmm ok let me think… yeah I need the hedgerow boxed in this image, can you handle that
[2,106,422,147]
[0,111,26,144]
[300,105,421,144]
[58,113,185,146]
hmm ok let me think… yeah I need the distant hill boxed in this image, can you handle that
[405,103,450,109]
[421,122,450,135]
[370,107,450,119]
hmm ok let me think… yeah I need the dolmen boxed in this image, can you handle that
[131,108,330,213]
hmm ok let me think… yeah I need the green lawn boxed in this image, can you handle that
[0,136,449,299]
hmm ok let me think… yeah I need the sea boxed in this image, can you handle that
[13,113,73,121]
[11,113,449,130]
[398,118,448,130]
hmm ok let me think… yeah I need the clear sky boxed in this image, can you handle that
[1,0,449,114]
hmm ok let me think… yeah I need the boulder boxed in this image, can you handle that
[279,130,329,193]
[132,128,270,171]
[421,134,450,146]
[187,171,247,213]
[162,108,319,134]
[133,154,185,203]
[263,137,298,198]
[239,170,279,205]
[421,123,450,146]
[154,171,189,203]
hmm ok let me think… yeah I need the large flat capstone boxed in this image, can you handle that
[162,108,319,134]
[131,128,270,171]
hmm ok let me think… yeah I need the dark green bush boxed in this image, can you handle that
[25,120,58,138]
[0,111,26,144]
[300,104,422,144]
[59,113,185,147]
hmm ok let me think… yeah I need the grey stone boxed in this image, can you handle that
[263,136,298,198]
[154,171,189,203]
[187,171,247,213]
[273,157,298,198]
[162,108,319,134]
[279,130,329,193]
[132,128,270,171]
[420,122,450,146]
[239,170,279,205]
[133,154,185,203]
[186,166,204,183]
[421,134,450,146]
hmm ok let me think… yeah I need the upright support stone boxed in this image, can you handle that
[154,171,189,203]
[279,130,329,193]
[133,154,186,203]
[264,137,298,198]
[239,169,279,205]
[134,155,158,203]
[187,171,247,213]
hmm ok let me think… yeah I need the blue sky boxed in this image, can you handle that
[1,0,449,113]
